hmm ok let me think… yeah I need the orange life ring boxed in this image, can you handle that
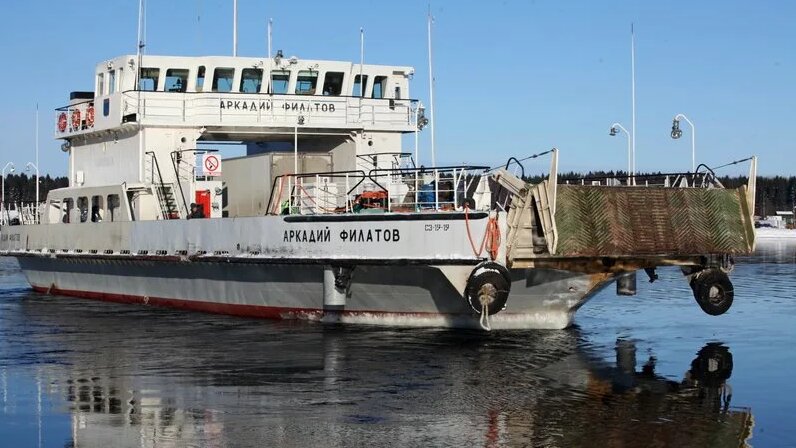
[71,109,81,130]
[57,112,68,133]
[86,105,95,127]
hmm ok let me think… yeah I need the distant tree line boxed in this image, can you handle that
[0,174,68,205]
[1,171,794,218]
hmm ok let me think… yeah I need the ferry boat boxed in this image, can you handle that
[0,38,758,330]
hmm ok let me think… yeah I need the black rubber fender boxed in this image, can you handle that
[465,262,511,315]
[691,269,734,316]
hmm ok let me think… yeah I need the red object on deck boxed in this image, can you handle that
[195,190,211,217]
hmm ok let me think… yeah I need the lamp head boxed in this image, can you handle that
[609,127,618,136]
[9,167,14,174]
[671,119,683,139]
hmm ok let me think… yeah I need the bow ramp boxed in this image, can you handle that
[494,157,757,316]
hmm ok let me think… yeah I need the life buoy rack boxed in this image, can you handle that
[57,112,68,133]
[70,109,81,130]
[85,105,95,128]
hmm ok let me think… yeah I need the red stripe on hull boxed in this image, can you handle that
[31,285,324,320]
[29,286,456,320]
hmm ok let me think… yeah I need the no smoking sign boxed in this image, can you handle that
[202,154,222,176]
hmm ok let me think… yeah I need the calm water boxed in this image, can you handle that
[0,241,794,447]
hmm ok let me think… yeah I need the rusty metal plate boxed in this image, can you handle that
[554,186,754,256]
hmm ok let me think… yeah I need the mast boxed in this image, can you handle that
[427,7,436,167]
[35,104,39,220]
[359,27,364,120]
[136,0,146,183]
[233,0,238,56]
[630,23,636,176]
[268,18,273,59]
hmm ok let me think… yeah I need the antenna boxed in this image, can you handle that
[427,6,436,167]
[233,0,238,56]
[35,103,39,213]
[268,18,273,59]
[358,27,364,120]
[135,0,146,91]
[630,23,636,175]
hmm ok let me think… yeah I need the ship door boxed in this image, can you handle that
[195,190,211,218]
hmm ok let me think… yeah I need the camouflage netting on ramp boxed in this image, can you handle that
[554,185,755,256]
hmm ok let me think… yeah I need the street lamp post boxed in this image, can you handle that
[2,162,15,215]
[671,113,695,172]
[609,123,633,180]
[26,162,39,224]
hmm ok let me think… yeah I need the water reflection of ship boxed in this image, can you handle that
[14,294,753,447]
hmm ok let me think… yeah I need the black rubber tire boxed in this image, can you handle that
[465,269,510,316]
[691,269,734,316]
[689,343,733,387]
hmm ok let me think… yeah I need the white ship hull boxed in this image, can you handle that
[15,255,611,330]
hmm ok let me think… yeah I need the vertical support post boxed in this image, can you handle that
[232,0,238,56]
[434,169,439,210]
[427,9,436,167]
[630,23,636,178]
[35,105,39,223]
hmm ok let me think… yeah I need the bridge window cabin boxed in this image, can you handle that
[322,72,344,96]
[212,68,235,92]
[46,199,62,224]
[91,196,104,222]
[270,70,290,94]
[295,71,318,95]
[240,68,263,93]
[96,73,104,97]
[139,68,160,91]
[352,75,368,97]
[372,76,388,99]
[196,66,206,91]
[62,198,74,223]
[108,69,116,94]
[107,194,120,222]
[77,197,89,223]
[165,69,189,92]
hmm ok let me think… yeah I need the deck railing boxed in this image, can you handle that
[266,166,490,216]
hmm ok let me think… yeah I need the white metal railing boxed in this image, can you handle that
[267,166,489,216]
[1,202,42,226]
[562,171,724,189]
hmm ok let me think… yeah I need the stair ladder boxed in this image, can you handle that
[145,152,182,220]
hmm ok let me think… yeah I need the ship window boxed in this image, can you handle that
[270,70,289,94]
[62,198,74,224]
[47,199,62,224]
[97,73,104,96]
[196,66,206,91]
[240,68,263,93]
[394,86,401,100]
[108,70,116,93]
[352,75,368,97]
[212,68,235,92]
[77,197,89,223]
[295,71,318,95]
[139,68,160,91]
[322,72,344,96]
[372,76,387,99]
[90,196,104,222]
[165,69,189,92]
[107,194,120,222]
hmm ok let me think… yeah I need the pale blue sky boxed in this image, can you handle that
[0,0,793,176]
